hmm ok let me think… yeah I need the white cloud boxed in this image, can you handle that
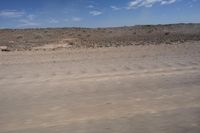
[27,14,36,20]
[110,6,122,11]
[15,12,39,27]
[49,18,59,24]
[87,5,95,8]
[161,0,176,5]
[0,10,25,18]
[72,17,81,22]
[127,0,177,9]
[89,11,102,16]
[18,19,39,27]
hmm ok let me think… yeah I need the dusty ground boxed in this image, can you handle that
[0,24,200,51]
[0,41,200,133]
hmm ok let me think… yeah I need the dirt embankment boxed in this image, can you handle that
[0,23,200,51]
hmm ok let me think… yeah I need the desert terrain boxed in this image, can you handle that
[0,24,200,133]
[0,24,200,51]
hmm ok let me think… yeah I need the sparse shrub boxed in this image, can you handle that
[34,34,43,39]
[16,35,23,39]
[1,49,10,52]
[165,32,170,36]
[86,34,91,37]
[145,25,152,27]
[147,29,153,33]
[68,41,74,45]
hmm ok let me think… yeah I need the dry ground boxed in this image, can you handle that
[0,24,200,51]
[0,41,200,133]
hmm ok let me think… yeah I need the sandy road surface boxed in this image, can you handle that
[0,42,200,133]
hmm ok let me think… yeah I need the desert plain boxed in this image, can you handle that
[0,24,200,133]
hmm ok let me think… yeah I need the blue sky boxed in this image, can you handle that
[0,0,199,28]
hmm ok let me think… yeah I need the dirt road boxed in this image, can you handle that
[0,42,200,133]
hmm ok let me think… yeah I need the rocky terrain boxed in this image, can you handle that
[0,23,200,51]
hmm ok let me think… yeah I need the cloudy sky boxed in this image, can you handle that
[0,0,199,28]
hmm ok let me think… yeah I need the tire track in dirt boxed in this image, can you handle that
[0,65,199,85]
[0,58,200,79]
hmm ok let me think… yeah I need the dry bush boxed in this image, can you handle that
[16,35,23,39]
[44,30,48,33]
[34,34,43,39]
[165,32,170,36]
[86,34,91,37]
[133,32,137,35]
[147,29,154,34]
